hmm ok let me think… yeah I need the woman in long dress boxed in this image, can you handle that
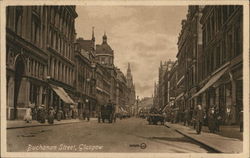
[24,107,32,123]
[48,107,55,124]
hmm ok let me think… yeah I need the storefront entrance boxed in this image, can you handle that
[13,57,25,119]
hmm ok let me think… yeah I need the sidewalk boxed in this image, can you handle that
[7,118,98,129]
[166,122,243,153]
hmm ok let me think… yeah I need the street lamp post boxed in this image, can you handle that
[86,99,90,121]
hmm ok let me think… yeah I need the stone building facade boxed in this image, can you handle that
[197,6,243,124]
[6,6,78,120]
[155,5,243,126]
[75,30,97,117]
[6,6,137,120]
[46,6,78,119]
[176,6,203,117]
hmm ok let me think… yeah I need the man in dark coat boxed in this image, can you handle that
[208,107,216,133]
[184,109,191,126]
[195,105,204,134]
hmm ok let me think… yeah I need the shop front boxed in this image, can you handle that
[49,84,76,120]
[192,62,242,125]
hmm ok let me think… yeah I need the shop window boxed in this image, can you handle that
[219,85,225,114]
[42,88,46,105]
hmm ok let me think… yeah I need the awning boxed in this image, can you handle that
[175,92,184,101]
[119,106,127,113]
[162,102,171,111]
[96,87,103,92]
[191,66,229,99]
[50,84,75,104]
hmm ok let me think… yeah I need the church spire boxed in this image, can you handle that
[92,26,95,42]
[126,62,133,88]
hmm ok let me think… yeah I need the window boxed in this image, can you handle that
[229,6,234,16]
[227,31,233,60]
[215,46,221,68]
[58,62,61,81]
[15,7,23,35]
[50,7,54,24]
[234,20,242,57]
[54,60,57,79]
[217,7,222,30]
[222,6,228,23]
[203,28,206,47]
[211,14,215,35]
[31,15,40,45]
[55,33,58,50]
[206,53,209,74]
[207,20,211,42]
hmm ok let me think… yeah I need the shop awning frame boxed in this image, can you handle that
[50,84,75,104]
[191,65,229,99]
[175,92,184,101]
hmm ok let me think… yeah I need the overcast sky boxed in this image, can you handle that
[75,6,188,98]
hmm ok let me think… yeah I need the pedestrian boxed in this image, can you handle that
[208,106,216,133]
[191,109,196,129]
[29,102,37,120]
[85,107,90,121]
[195,105,204,134]
[56,107,63,121]
[225,106,231,125]
[170,111,174,123]
[163,111,167,123]
[48,107,55,124]
[215,106,221,132]
[183,109,190,126]
[37,105,46,123]
[23,106,32,123]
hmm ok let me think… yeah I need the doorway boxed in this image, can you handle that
[13,57,25,119]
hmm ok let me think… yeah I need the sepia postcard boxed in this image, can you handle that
[1,0,249,158]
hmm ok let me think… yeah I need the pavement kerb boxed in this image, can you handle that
[7,120,84,130]
[165,124,222,153]
[174,128,222,153]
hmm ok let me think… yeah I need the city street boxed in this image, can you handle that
[7,118,215,153]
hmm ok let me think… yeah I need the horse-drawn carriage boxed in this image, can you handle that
[98,102,116,123]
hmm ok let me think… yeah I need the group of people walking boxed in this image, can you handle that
[23,103,76,124]
[183,105,222,134]
[23,105,57,124]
